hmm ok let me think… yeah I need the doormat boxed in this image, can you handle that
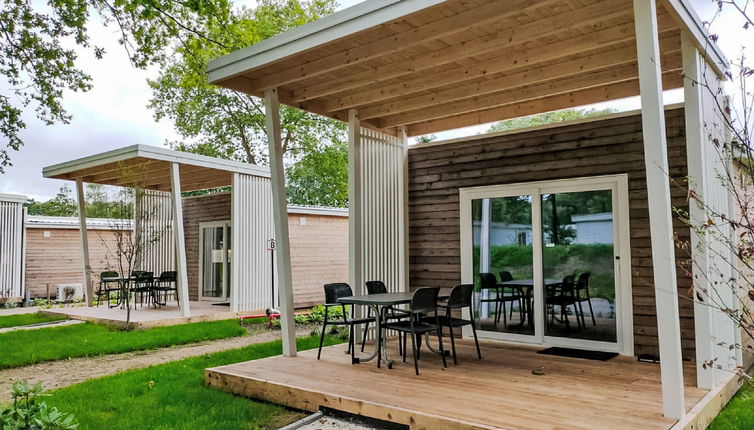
[536,347,618,361]
[211,302,231,307]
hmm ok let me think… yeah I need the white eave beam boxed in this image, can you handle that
[206,0,448,84]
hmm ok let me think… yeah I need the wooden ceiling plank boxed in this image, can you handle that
[247,0,558,92]
[376,56,682,128]
[358,36,681,120]
[405,72,684,135]
[317,19,678,114]
[292,0,634,104]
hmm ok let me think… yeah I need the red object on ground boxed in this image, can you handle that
[239,312,280,326]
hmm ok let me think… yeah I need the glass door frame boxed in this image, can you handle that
[198,220,232,301]
[460,174,634,355]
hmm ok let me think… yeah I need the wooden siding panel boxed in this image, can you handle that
[407,107,694,359]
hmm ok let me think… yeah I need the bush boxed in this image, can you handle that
[0,381,78,430]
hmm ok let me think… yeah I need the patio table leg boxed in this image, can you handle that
[351,304,381,364]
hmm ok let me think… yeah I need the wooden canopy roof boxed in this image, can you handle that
[207,0,727,137]
[42,145,270,192]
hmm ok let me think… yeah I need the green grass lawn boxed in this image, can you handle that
[45,334,342,430]
[708,379,754,430]
[0,319,247,369]
[0,312,67,329]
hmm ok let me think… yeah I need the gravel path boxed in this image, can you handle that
[297,417,380,430]
[0,326,315,404]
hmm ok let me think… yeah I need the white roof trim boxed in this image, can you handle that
[664,0,729,76]
[287,205,348,217]
[26,215,133,230]
[0,194,28,204]
[206,0,447,83]
[42,144,270,179]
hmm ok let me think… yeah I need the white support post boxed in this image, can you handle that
[75,179,93,306]
[230,173,240,312]
[682,33,716,389]
[634,0,686,418]
[264,88,297,357]
[398,126,410,293]
[348,109,363,296]
[170,163,191,318]
[134,186,143,271]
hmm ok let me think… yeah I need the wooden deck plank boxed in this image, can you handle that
[205,340,707,430]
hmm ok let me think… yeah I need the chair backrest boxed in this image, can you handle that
[159,271,177,282]
[560,274,576,293]
[410,287,440,314]
[479,273,497,289]
[100,271,119,280]
[576,272,590,290]
[447,284,474,309]
[324,283,353,305]
[499,271,513,282]
[365,280,388,295]
[135,271,154,283]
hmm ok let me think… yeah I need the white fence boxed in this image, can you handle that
[137,190,175,276]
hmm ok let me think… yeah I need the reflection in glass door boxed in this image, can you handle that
[200,222,231,301]
[461,175,630,353]
[472,195,535,337]
[541,190,617,343]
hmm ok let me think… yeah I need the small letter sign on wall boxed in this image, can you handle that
[267,239,276,251]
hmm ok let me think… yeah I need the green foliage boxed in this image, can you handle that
[26,184,134,218]
[0,313,67,329]
[1,381,79,430]
[286,140,348,207]
[0,319,247,369]
[708,378,754,430]
[148,0,345,167]
[45,335,343,430]
[0,0,234,171]
[486,108,617,133]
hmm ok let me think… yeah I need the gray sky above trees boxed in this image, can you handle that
[0,0,750,200]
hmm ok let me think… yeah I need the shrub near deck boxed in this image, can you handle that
[0,319,247,369]
[0,312,67,329]
[45,335,342,430]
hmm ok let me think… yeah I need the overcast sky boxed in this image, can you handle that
[0,0,750,200]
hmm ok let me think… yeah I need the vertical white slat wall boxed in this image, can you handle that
[137,190,175,276]
[359,128,408,294]
[700,63,738,376]
[230,173,275,312]
[0,196,25,299]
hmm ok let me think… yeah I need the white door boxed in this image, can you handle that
[460,174,634,354]
[199,221,232,301]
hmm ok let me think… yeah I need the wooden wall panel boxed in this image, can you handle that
[24,228,123,298]
[182,193,348,308]
[407,107,694,359]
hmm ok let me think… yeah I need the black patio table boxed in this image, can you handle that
[496,279,561,327]
[101,275,161,309]
[339,289,450,368]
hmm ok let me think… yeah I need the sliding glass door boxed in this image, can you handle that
[461,175,632,353]
[199,221,232,301]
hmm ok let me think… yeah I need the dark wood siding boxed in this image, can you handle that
[407,107,694,359]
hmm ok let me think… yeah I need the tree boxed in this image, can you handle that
[26,183,132,218]
[148,0,346,169]
[0,0,234,172]
[486,108,617,133]
[286,140,348,207]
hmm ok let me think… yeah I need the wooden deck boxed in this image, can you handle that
[205,339,707,430]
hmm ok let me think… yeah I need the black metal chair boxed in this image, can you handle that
[130,271,155,308]
[360,280,410,353]
[152,271,178,306]
[96,271,120,308]
[434,284,482,365]
[317,283,372,362]
[574,272,596,326]
[479,272,523,327]
[380,287,447,375]
[546,275,581,331]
